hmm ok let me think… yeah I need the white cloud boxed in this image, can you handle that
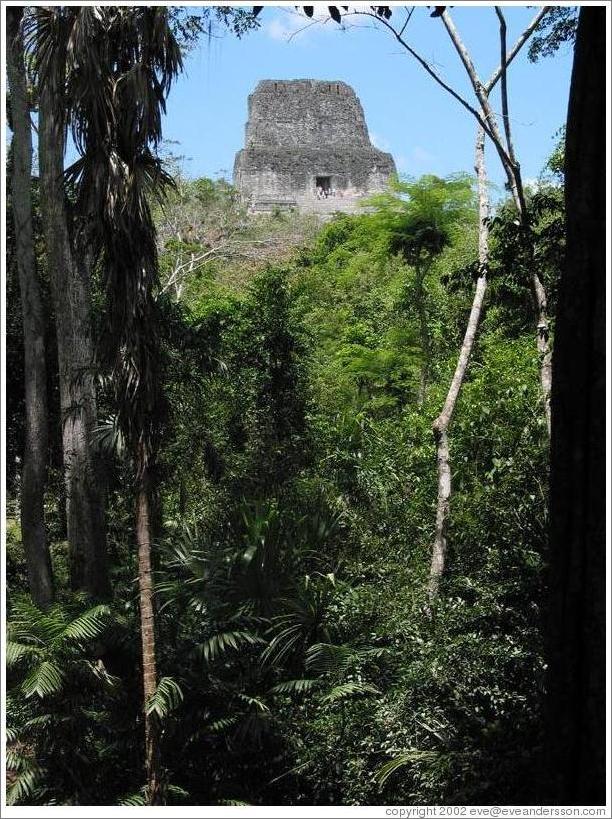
[265,17,295,41]
[264,9,337,42]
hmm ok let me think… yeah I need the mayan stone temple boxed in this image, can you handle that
[233,79,397,214]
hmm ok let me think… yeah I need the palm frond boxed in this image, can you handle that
[91,415,126,457]
[6,747,31,772]
[59,604,111,642]
[194,630,264,662]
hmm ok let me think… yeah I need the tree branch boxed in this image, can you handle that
[440,8,525,216]
[347,10,501,147]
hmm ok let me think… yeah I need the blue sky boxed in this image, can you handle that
[161,4,574,195]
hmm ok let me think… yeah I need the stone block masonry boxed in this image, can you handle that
[234,80,397,215]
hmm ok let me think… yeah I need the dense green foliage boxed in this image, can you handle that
[6,170,564,805]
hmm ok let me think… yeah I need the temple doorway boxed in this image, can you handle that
[315,175,331,195]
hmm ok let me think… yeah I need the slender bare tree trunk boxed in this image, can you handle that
[38,61,110,600]
[6,7,54,609]
[428,126,489,605]
[135,445,161,804]
[441,8,552,433]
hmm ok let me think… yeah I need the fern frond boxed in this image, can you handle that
[167,783,190,800]
[118,791,146,805]
[270,678,319,695]
[22,660,65,699]
[208,715,239,733]
[236,693,269,712]
[6,641,42,667]
[6,762,42,806]
[24,713,55,731]
[305,642,354,675]
[6,748,31,772]
[376,750,441,787]
[146,676,183,718]
[321,681,381,704]
[216,799,252,806]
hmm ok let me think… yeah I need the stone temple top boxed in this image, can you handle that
[234,80,397,214]
[245,79,371,149]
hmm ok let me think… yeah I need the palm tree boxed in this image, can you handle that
[32,6,182,803]
[6,596,115,805]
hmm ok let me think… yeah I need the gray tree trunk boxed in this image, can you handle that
[428,126,489,605]
[544,6,605,804]
[38,64,110,600]
[6,7,54,608]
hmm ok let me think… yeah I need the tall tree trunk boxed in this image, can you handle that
[37,60,110,600]
[426,11,554,602]
[6,7,54,609]
[135,446,162,805]
[544,7,605,804]
[428,126,490,605]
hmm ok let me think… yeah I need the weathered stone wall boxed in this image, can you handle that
[234,79,397,214]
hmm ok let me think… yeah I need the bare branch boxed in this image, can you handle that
[485,6,550,92]
[399,6,415,38]
[495,7,517,167]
